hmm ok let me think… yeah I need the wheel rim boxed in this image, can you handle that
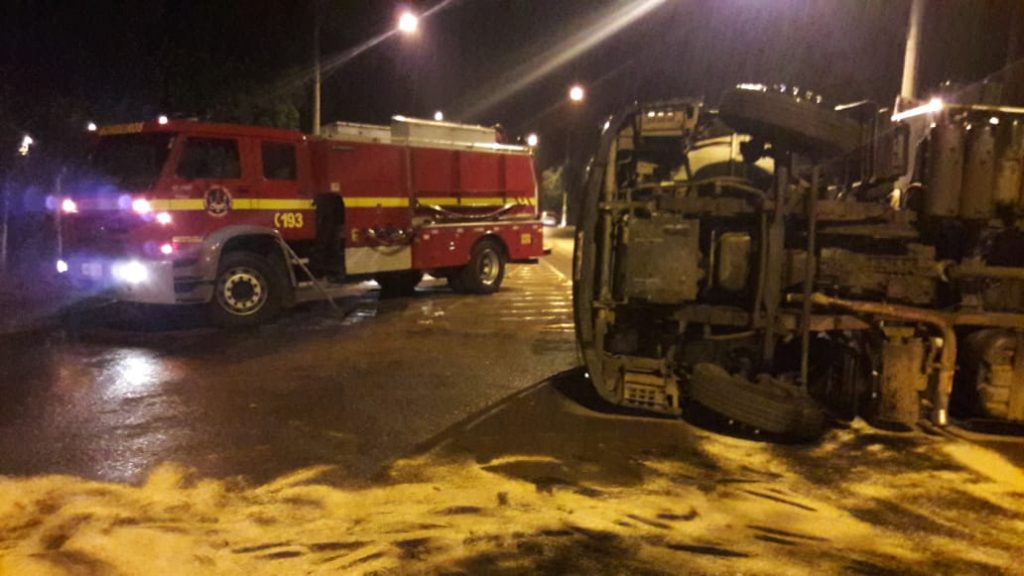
[217,267,268,316]
[478,249,500,286]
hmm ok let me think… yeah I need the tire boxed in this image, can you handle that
[377,270,423,298]
[209,251,286,328]
[447,273,466,293]
[718,88,862,158]
[687,363,825,439]
[962,330,1020,421]
[458,239,506,294]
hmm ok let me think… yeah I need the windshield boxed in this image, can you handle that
[90,133,176,189]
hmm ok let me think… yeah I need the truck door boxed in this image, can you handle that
[258,139,313,242]
[172,135,251,232]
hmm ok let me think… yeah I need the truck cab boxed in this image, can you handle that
[60,121,314,320]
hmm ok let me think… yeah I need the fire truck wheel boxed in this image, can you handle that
[459,239,506,294]
[209,251,285,327]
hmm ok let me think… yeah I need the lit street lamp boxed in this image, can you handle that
[398,11,419,34]
[3,134,35,270]
[434,110,444,121]
[18,135,34,157]
[568,84,585,103]
[526,133,539,148]
[312,7,420,136]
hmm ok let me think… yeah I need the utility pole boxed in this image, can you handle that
[900,0,925,100]
[312,0,322,136]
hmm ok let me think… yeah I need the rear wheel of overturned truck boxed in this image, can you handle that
[455,239,506,294]
[209,251,287,328]
[687,364,826,440]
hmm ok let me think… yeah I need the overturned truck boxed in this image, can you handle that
[574,86,1024,437]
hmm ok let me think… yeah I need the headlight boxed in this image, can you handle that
[112,261,149,285]
[61,198,78,214]
[132,198,152,215]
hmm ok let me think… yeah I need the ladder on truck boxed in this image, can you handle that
[274,235,340,311]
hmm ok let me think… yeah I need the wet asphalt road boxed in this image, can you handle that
[0,231,579,485]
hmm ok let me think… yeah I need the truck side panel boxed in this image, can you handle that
[412,222,543,270]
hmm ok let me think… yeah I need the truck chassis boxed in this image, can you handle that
[574,88,1024,436]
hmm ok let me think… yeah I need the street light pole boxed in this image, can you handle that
[312,0,322,136]
[312,6,418,136]
[562,84,585,228]
[900,0,925,100]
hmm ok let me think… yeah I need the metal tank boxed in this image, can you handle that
[993,121,1023,208]
[924,122,964,217]
[960,124,996,220]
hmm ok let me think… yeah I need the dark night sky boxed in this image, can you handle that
[1,0,1019,170]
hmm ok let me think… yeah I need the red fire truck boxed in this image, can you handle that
[57,116,544,326]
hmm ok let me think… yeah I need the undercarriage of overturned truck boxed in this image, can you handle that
[573,86,1024,439]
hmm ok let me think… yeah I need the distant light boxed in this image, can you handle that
[526,133,539,147]
[891,97,943,122]
[737,83,767,92]
[569,84,585,103]
[989,116,1000,126]
[61,198,79,214]
[18,134,33,156]
[159,243,175,256]
[112,261,149,285]
[156,211,173,225]
[157,115,169,125]
[398,11,419,34]
[132,198,152,214]
[87,122,98,132]
[602,119,611,132]
[433,111,444,121]
[56,259,69,274]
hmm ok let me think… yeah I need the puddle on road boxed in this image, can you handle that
[341,305,378,326]
[98,349,171,400]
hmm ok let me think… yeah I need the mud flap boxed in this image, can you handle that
[687,363,825,439]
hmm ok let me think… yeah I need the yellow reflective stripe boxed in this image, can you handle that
[345,197,409,208]
[233,199,315,210]
[150,198,315,211]
[418,196,535,207]
[150,199,205,211]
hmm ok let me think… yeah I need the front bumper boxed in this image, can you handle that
[63,256,212,305]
